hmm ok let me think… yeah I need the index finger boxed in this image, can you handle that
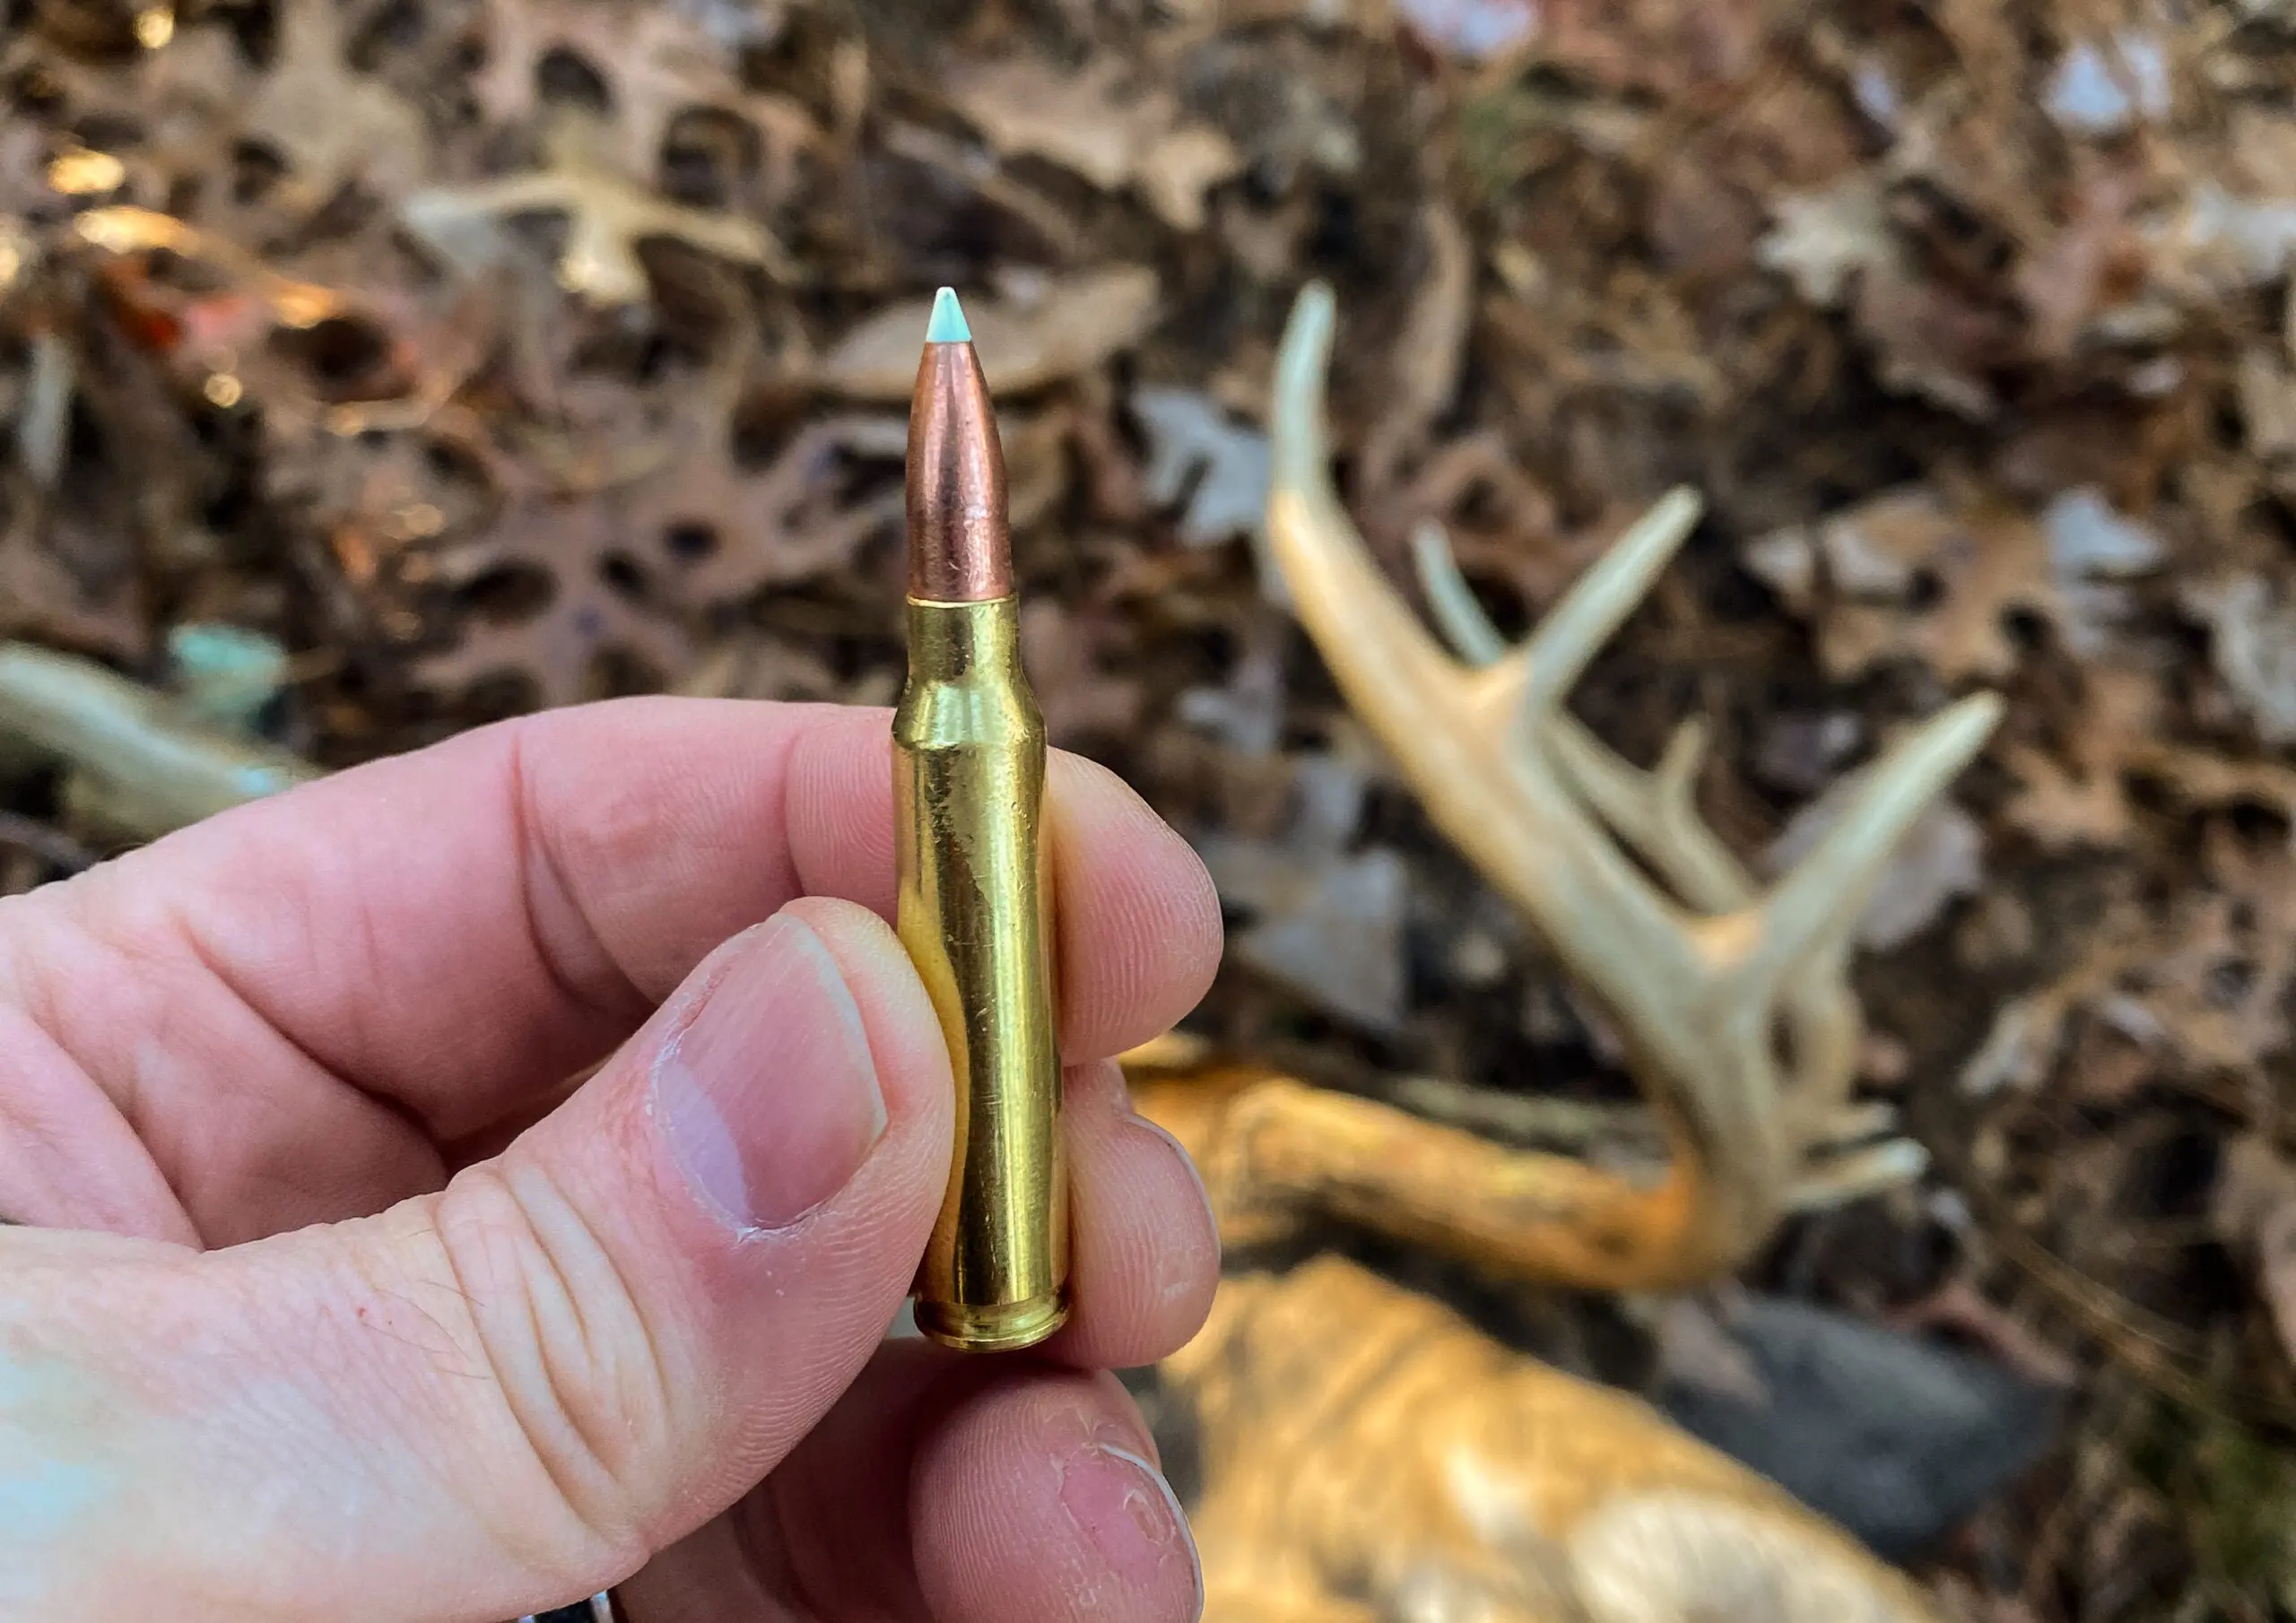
[25,697,1222,1141]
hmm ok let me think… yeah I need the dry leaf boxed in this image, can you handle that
[1967,832,2296,1095]
[2156,181,2296,293]
[2213,1134,2296,1368]
[29,22,252,191]
[474,0,794,178]
[1747,483,2159,682]
[2039,485,2163,658]
[2043,35,2170,136]
[1018,598,1142,746]
[419,490,691,708]
[947,56,1243,232]
[401,114,793,307]
[1757,172,1897,308]
[2239,352,2296,461]
[2180,572,2296,746]
[241,0,425,204]
[818,267,1161,401]
[1748,487,2048,681]
[1131,386,1270,549]
[2000,663,2161,851]
[2131,835,2296,1073]
[628,412,905,604]
[1195,752,1408,1033]
[1138,126,1247,233]
[1394,0,1541,62]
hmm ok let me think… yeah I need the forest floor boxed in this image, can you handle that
[8,0,2296,1616]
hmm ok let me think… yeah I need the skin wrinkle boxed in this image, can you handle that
[149,901,437,1226]
[508,723,654,1036]
[42,863,448,1234]
[0,1002,192,1238]
[496,1167,620,1506]
[501,1154,683,1517]
[784,706,897,923]
[51,866,452,1231]
[0,921,290,1242]
[422,1167,645,1581]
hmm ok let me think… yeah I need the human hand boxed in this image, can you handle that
[0,698,1224,1623]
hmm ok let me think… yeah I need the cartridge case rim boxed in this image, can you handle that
[912,1290,1072,1353]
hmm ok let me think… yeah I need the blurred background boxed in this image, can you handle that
[5,0,2296,1617]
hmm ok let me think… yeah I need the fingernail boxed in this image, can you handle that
[1063,1440,1203,1618]
[1129,1112,1220,1255]
[652,916,888,1232]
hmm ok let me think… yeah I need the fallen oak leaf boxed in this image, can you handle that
[417,488,692,710]
[2000,662,2162,852]
[1131,385,1269,549]
[1765,746,1987,951]
[629,412,906,605]
[1966,831,2296,1095]
[946,54,1243,232]
[1757,171,1897,308]
[25,20,250,195]
[241,0,425,205]
[2179,571,2296,748]
[1745,482,2161,683]
[400,113,794,307]
[817,267,1161,401]
[1192,751,1410,1035]
[474,0,802,181]
[1395,0,1541,63]
[1017,597,1143,748]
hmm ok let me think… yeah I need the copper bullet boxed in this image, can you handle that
[906,294,1013,603]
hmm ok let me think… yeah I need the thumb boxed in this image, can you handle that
[2,897,954,1623]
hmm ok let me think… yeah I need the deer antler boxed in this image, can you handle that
[1248,282,2003,1285]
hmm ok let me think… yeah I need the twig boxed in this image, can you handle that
[0,810,95,874]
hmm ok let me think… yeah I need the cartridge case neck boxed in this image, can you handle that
[898,593,1024,683]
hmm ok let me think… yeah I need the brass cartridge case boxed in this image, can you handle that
[895,593,1070,1351]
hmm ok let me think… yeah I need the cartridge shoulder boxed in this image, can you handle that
[892,673,1046,751]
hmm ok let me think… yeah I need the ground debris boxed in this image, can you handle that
[1130,386,1269,550]
[945,53,1244,231]
[402,111,795,305]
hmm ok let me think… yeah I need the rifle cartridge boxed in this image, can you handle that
[896,290,1070,1351]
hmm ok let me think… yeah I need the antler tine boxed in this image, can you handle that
[1267,285,1484,701]
[1412,512,1746,913]
[1411,518,1509,666]
[1726,691,2005,999]
[1518,487,1702,719]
